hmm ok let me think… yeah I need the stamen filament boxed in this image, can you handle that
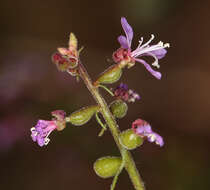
[139,34,154,49]
[132,42,165,57]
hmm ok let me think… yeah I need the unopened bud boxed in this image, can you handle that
[52,53,71,72]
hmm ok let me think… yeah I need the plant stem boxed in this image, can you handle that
[78,63,145,190]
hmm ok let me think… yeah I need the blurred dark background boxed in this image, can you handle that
[0,0,210,190]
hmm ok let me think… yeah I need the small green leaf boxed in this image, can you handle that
[67,105,99,126]
[94,156,122,179]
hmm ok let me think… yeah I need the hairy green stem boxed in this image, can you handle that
[78,63,145,190]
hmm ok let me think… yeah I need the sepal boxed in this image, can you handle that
[66,105,99,126]
[110,100,128,119]
[68,33,78,53]
[51,110,66,131]
[94,65,122,85]
[119,129,143,150]
[93,156,122,179]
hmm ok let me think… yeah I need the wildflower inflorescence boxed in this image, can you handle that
[30,17,169,190]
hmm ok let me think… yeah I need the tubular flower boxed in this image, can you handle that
[31,110,66,147]
[113,83,140,103]
[31,120,58,147]
[132,119,164,147]
[113,17,170,79]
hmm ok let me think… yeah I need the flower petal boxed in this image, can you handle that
[135,126,144,134]
[143,125,152,133]
[121,17,133,48]
[154,133,164,147]
[135,58,162,79]
[147,132,164,147]
[119,83,128,90]
[118,35,129,49]
[147,133,156,143]
[31,131,37,142]
[37,136,45,147]
[150,48,167,59]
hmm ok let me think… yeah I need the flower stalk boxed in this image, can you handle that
[77,63,145,190]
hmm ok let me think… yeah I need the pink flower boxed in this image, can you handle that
[113,17,170,79]
[31,110,66,147]
[132,119,164,147]
[31,120,57,147]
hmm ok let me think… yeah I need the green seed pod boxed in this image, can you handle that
[93,156,122,178]
[95,65,122,85]
[110,100,128,119]
[119,129,143,150]
[67,105,99,126]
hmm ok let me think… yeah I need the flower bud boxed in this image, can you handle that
[110,100,128,119]
[52,52,78,71]
[52,53,71,72]
[66,105,99,126]
[95,65,122,85]
[119,129,143,150]
[93,156,122,178]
